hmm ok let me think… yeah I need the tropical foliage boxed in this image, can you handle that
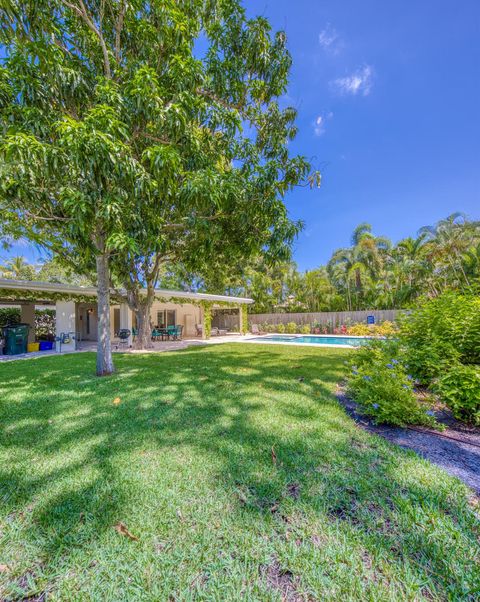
[221,213,480,312]
[345,292,480,426]
[346,340,439,428]
[0,256,92,285]
[0,255,36,280]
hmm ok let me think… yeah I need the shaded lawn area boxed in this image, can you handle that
[0,344,479,601]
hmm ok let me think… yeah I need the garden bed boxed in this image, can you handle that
[337,387,480,494]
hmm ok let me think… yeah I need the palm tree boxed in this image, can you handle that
[462,241,480,291]
[419,213,472,290]
[328,224,392,309]
[0,256,36,280]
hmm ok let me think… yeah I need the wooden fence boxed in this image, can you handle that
[248,309,401,327]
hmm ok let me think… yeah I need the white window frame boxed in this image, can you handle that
[156,309,176,328]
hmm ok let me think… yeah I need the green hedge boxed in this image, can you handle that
[0,308,55,339]
[0,307,20,327]
[345,292,480,426]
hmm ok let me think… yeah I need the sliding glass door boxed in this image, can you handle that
[156,309,176,328]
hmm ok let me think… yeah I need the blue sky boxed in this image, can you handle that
[245,0,480,269]
[3,0,480,270]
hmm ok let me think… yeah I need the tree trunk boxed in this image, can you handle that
[96,241,115,376]
[125,257,162,351]
[133,299,154,350]
[355,268,362,291]
[125,285,155,351]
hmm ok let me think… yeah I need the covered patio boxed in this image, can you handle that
[0,279,253,358]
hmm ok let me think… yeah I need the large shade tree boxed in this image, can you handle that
[0,1,319,364]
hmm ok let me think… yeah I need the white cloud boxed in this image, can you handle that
[331,65,374,96]
[313,111,333,136]
[314,115,325,136]
[318,24,342,54]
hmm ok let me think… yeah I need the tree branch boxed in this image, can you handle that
[60,0,112,78]
[24,210,71,222]
[196,88,244,114]
[163,214,224,230]
[115,0,127,63]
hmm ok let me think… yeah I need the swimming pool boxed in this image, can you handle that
[247,335,370,347]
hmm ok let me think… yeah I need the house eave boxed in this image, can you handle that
[0,279,254,305]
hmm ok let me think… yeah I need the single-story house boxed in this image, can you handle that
[0,279,253,352]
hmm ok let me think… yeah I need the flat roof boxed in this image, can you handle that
[0,279,254,305]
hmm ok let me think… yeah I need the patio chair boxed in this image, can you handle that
[211,327,219,336]
[173,325,183,340]
[166,325,183,341]
[195,324,203,336]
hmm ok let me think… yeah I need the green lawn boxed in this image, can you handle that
[0,344,478,601]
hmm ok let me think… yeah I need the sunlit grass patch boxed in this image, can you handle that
[0,344,478,601]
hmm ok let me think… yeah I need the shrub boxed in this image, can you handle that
[276,323,285,334]
[0,308,55,339]
[300,324,311,334]
[0,307,21,327]
[347,321,398,337]
[346,294,480,426]
[377,320,397,336]
[265,323,276,333]
[347,323,371,336]
[346,340,439,428]
[403,338,460,385]
[436,365,480,425]
[399,293,480,382]
[285,322,297,334]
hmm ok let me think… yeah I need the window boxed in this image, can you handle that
[156,310,176,328]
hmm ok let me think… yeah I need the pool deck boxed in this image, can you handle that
[0,334,248,362]
[0,334,364,362]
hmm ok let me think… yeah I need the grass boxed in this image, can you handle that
[0,343,479,601]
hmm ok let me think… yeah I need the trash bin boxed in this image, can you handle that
[39,341,54,351]
[2,323,30,355]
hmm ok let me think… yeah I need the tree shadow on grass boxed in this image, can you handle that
[0,344,478,599]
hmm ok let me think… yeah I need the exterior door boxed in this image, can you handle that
[80,306,98,341]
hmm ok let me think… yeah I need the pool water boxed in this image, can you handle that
[248,335,369,347]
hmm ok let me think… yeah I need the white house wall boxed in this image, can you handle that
[150,301,201,337]
[108,301,202,338]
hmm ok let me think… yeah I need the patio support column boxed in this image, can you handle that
[238,305,243,335]
[119,303,133,347]
[55,300,76,352]
[20,303,36,343]
[199,305,206,340]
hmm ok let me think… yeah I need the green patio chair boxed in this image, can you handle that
[167,325,183,340]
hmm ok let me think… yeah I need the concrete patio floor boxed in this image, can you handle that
[0,334,253,362]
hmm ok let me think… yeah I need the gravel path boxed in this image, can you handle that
[337,391,480,495]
